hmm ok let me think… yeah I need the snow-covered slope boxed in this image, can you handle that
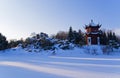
[0,47,120,78]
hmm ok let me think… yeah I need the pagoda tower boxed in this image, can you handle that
[85,20,101,45]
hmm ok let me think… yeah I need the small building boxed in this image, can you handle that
[85,20,101,45]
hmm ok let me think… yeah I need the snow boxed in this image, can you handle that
[84,45,103,55]
[0,47,120,78]
[89,20,97,26]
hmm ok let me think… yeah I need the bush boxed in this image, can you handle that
[8,39,23,48]
[40,38,54,50]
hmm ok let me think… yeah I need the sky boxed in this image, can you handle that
[0,0,120,40]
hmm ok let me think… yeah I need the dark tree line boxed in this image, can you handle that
[53,27,120,47]
[8,39,23,48]
[68,27,85,45]
[100,30,120,48]
[0,27,120,51]
[53,26,86,46]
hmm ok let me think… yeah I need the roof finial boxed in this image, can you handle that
[91,19,93,23]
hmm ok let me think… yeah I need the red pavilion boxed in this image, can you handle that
[85,20,101,45]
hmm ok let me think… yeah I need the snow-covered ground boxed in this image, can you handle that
[0,47,120,78]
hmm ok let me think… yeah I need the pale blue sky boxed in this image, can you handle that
[0,0,120,39]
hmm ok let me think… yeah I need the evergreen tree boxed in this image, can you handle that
[72,30,78,44]
[112,32,117,41]
[68,26,74,42]
[100,30,108,45]
[0,33,8,50]
[107,30,113,40]
[100,30,120,48]
[68,27,85,45]
[74,29,85,45]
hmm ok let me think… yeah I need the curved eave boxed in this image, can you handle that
[85,25,101,29]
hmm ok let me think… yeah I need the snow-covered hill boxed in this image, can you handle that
[0,47,120,78]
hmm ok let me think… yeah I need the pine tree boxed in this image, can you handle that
[112,32,117,41]
[68,26,74,42]
[74,29,85,45]
[107,30,113,40]
[0,33,8,50]
[100,30,108,45]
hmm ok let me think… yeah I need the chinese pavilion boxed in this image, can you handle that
[85,20,101,45]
